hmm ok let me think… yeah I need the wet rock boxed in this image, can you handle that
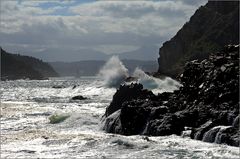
[105,83,154,117]
[71,95,88,100]
[120,102,151,135]
[145,114,185,136]
[191,120,216,141]
[150,106,169,119]
[103,110,122,134]
[174,110,199,127]
[213,111,237,126]
[202,126,222,143]
[214,126,239,147]
[103,44,239,147]
[201,125,239,147]
[72,85,77,89]
[52,85,64,89]
[42,135,49,139]
[232,115,239,128]
[18,150,36,154]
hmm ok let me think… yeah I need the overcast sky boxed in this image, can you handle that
[0,0,207,62]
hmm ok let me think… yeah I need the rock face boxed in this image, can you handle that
[158,1,239,77]
[103,45,239,147]
[1,48,58,80]
[105,83,155,117]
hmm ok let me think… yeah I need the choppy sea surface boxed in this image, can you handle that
[1,77,239,158]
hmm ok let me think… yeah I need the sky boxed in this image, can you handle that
[0,0,207,62]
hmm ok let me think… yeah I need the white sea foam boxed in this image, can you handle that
[133,67,182,93]
[98,56,181,93]
[98,56,129,87]
[1,78,239,158]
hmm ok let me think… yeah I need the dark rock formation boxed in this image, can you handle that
[103,45,239,147]
[1,48,58,80]
[71,95,88,100]
[105,83,155,117]
[52,85,65,89]
[158,1,239,77]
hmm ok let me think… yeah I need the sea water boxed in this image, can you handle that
[0,77,239,158]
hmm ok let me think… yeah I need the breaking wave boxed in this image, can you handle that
[99,56,182,93]
[98,56,129,87]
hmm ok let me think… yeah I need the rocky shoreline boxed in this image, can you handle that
[103,45,239,147]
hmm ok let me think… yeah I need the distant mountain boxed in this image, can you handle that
[34,48,109,62]
[50,60,105,77]
[50,59,158,77]
[1,48,58,80]
[158,1,239,77]
[15,45,158,62]
[117,45,159,61]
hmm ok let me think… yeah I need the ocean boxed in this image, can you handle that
[0,77,239,158]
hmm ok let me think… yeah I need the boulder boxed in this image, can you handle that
[71,95,88,100]
[105,83,154,117]
[52,85,64,89]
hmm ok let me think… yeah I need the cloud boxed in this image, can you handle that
[0,0,207,61]
[92,44,140,55]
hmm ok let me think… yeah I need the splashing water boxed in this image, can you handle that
[98,56,129,87]
[133,67,159,89]
[133,67,182,93]
[1,78,239,158]
[98,56,181,92]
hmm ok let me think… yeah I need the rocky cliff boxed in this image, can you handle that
[103,45,239,147]
[158,1,239,77]
[1,48,58,80]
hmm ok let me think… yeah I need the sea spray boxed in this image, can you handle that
[98,56,181,92]
[133,67,182,93]
[98,56,129,87]
[133,67,159,89]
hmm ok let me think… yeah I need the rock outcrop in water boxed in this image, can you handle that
[103,44,239,147]
[157,1,239,77]
[1,48,58,80]
[71,95,88,100]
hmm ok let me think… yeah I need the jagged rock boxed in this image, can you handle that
[202,126,222,143]
[119,101,151,135]
[174,110,199,127]
[105,83,154,117]
[145,114,185,136]
[103,44,239,147]
[201,124,240,147]
[191,120,216,141]
[150,106,169,119]
[214,126,239,147]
